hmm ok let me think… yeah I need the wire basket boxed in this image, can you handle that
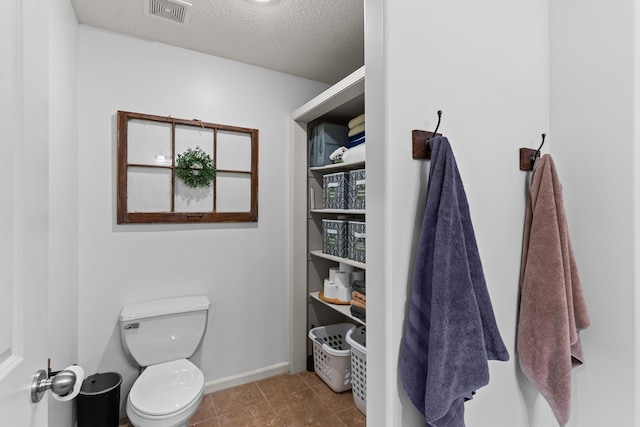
[346,326,366,415]
[308,323,356,392]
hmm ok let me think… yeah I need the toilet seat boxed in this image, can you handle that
[128,359,204,418]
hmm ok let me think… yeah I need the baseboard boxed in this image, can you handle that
[203,362,290,394]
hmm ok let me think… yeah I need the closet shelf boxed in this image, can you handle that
[309,160,365,173]
[309,250,366,270]
[309,209,365,215]
[309,291,365,326]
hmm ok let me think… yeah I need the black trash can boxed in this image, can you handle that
[77,372,123,427]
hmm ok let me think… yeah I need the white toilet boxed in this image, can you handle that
[119,296,211,427]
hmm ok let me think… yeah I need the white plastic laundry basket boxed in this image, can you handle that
[308,323,356,392]
[345,326,366,415]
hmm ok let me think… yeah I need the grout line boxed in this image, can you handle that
[188,394,217,426]
[296,372,315,388]
[255,380,270,401]
[308,383,325,401]
[254,380,279,415]
[206,393,217,417]
[304,377,362,425]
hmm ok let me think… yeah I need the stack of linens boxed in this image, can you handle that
[347,114,365,148]
[350,280,366,321]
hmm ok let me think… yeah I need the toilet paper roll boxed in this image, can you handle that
[339,262,354,273]
[334,271,350,288]
[53,365,85,402]
[337,286,352,302]
[351,270,365,283]
[324,280,338,299]
[328,267,340,283]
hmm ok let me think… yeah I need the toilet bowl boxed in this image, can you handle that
[126,359,204,427]
[119,296,211,427]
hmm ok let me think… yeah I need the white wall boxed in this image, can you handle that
[77,26,328,416]
[48,0,79,424]
[549,1,637,426]
[366,1,638,426]
[636,2,640,426]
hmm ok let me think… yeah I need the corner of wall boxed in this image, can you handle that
[48,0,80,425]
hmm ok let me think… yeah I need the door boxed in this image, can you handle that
[0,0,49,424]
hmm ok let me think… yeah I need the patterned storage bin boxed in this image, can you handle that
[349,169,366,210]
[348,221,366,263]
[323,220,348,258]
[323,172,350,210]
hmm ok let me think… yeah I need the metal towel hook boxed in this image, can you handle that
[519,132,547,171]
[431,110,443,140]
[536,133,546,155]
[412,110,444,160]
[531,133,546,163]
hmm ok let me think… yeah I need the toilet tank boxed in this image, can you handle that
[119,296,210,367]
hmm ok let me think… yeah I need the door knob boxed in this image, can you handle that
[31,369,77,403]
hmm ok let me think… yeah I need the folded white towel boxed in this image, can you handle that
[348,114,365,129]
[329,146,348,161]
[348,123,365,137]
[342,143,366,164]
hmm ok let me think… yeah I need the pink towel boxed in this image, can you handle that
[518,154,590,426]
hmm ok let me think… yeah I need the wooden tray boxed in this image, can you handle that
[318,291,350,305]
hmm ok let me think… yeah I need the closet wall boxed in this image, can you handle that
[366,0,637,426]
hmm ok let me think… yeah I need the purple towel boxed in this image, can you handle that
[400,136,509,426]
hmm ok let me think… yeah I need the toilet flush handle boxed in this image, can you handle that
[124,322,140,330]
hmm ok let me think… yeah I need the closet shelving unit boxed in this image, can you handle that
[289,66,365,373]
[308,250,365,270]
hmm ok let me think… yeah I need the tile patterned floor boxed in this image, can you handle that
[119,371,366,427]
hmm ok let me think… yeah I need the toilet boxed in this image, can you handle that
[119,296,211,427]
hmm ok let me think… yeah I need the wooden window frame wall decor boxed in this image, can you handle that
[117,110,259,224]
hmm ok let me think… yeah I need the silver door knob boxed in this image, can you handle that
[31,369,77,403]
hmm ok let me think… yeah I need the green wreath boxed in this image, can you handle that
[175,147,216,188]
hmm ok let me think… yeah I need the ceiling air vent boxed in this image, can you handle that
[145,0,192,25]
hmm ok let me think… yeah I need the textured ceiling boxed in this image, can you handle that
[70,0,365,84]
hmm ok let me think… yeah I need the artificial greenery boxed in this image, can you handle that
[175,146,216,188]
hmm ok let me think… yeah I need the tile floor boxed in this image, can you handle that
[119,370,366,427]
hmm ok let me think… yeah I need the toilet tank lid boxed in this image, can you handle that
[119,296,210,322]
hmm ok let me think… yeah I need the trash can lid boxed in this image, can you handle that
[80,372,123,395]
